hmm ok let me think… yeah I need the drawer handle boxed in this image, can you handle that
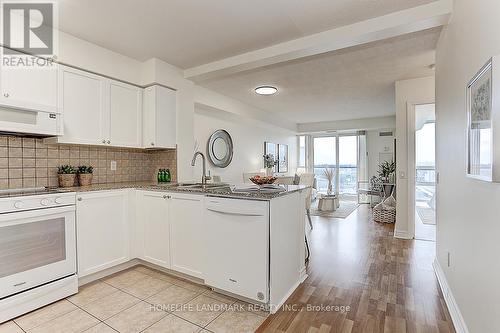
[229,278,237,283]
[3,93,9,98]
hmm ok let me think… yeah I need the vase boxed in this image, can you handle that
[266,167,273,176]
[58,174,76,187]
[327,181,333,195]
[78,173,93,186]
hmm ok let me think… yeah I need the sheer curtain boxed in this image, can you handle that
[357,131,369,203]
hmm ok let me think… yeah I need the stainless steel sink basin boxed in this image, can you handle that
[175,183,230,190]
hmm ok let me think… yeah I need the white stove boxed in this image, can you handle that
[0,188,78,323]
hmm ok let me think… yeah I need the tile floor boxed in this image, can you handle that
[0,266,267,333]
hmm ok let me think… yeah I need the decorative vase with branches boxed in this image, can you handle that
[323,167,335,195]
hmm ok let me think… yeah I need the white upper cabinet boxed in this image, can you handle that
[58,66,107,145]
[108,81,142,148]
[0,58,58,113]
[143,85,176,149]
[54,65,143,147]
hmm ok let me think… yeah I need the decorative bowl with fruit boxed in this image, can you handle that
[249,175,277,185]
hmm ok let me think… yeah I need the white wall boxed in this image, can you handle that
[367,130,395,179]
[435,1,500,332]
[394,76,435,239]
[194,107,297,184]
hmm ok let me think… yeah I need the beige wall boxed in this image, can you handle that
[435,1,500,331]
[0,135,176,189]
[394,76,435,239]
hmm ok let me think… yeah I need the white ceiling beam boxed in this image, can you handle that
[184,0,452,81]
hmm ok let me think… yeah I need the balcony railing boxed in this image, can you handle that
[313,165,357,194]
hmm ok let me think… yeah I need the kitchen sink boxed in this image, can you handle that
[174,183,231,190]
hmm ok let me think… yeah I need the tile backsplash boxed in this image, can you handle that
[0,135,177,189]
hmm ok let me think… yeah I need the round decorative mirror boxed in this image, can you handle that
[208,130,233,168]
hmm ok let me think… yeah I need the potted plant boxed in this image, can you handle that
[77,165,93,186]
[263,154,277,176]
[58,165,76,187]
[378,161,396,183]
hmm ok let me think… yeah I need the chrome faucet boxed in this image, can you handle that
[191,151,211,185]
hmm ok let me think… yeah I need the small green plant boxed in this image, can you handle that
[77,166,93,174]
[378,161,396,179]
[58,165,76,174]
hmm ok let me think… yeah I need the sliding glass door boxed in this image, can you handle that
[313,134,359,198]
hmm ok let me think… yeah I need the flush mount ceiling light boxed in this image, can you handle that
[255,85,278,95]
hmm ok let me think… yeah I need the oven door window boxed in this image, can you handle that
[0,218,66,278]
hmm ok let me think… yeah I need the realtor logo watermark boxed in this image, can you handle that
[1,0,58,68]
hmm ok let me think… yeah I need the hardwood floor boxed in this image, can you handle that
[257,205,455,333]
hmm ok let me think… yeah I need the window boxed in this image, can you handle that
[298,135,306,168]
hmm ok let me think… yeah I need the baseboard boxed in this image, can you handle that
[433,259,469,333]
[270,280,301,314]
[299,267,308,283]
[394,229,412,239]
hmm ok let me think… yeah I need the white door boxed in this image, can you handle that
[204,198,269,302]
[136,191,170,268]
[0,60,58,113]
[76,190,129,277]
[169,194,203,278]
[108,81,142,148]
[58,66,107,145]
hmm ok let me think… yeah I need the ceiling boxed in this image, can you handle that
[199,28,441,124]
[56,0,436,69]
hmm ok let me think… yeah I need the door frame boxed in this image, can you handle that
[406,101,436,240]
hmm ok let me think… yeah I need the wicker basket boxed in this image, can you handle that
[78,173,93,186]
[373,204,396,224]
[58,174,76,187]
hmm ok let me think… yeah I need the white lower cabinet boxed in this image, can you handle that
[76,190,130,277]
[169,193,203,278]
[136,191,170,268]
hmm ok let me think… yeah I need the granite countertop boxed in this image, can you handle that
[69,181,309,200]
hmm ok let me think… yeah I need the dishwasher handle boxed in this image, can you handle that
[205,200,267,217]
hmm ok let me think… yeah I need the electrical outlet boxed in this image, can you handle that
[447,251,451,267]
[110,160,117,171]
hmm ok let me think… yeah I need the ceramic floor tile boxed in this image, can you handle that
[202,290,237,304]
[104,301,167,333]
[132,266,182,284]
[80,290,141,321]
[172,279,209,293]
[0,321,23,333]
[146,285,201,310]
[142,314,202,333]
[102,269,149,289]
[235,301,270,318]
[205,309,266,333]
[82,323,117,333]
[119,275,172,299]
[174,295,232,327]
[28,309,99,333]
[14,299,78,331]
[68,281,118,307]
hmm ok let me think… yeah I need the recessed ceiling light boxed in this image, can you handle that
[255,85,277,95]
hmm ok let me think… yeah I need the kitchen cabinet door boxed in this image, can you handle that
[169,193,203,278]
[57,65,107,145]
[0,50,58,113]
[143,85,176,149]
[136,191,170,268]
[76,190,129,277]
[108,80,142,148]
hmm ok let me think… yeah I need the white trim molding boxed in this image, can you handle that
[433,259,470,333]
[394,229,411,239]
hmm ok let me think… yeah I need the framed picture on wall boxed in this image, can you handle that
[278,144,288,173]
[467,58,494,181]
[264,142,278,172]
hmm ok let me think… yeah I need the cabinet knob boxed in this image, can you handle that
[3,93,9,98]
[102,139,106,144]
[163,195,168,199]
[77,197,82,201]
[107,140,111,144]
[150,142,155,146]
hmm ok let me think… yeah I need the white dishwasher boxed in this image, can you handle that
[204,197,269,303]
